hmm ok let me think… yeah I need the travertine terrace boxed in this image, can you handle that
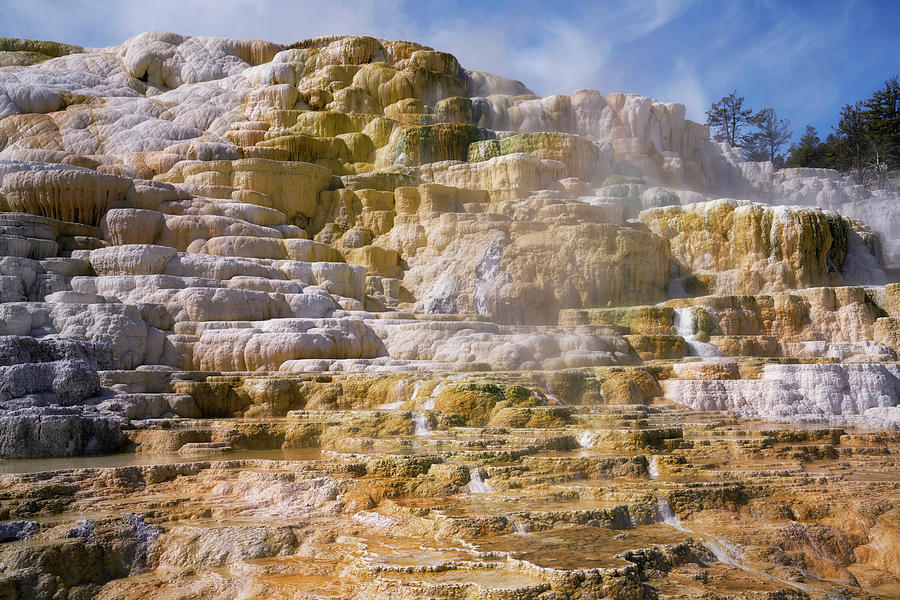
[0,32,898,599]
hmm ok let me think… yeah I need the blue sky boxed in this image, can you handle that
[2,0,898,144]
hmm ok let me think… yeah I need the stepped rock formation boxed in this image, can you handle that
[0,31,899,599]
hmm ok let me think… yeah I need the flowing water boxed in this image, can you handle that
[422,382,444,410]
[544,393,564,406]
[705,536,741,566]
[674,307,721,357]
[656,497,687,531]
[474,238,509,316]
[512,520,530,535]
[467,469,495,494]
[413,413,433,436]
[648,455,659,479]
[576,430,594,449]
[656,496,813,592]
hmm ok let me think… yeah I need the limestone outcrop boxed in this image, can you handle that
[0,29,899,599]
[0,29,896,425]
[0,29,896,426]
[641,199,883,296]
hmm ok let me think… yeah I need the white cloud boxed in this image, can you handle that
[662,60,709,122]
[511,19,611,96]
[0,0,415,46]
[593,0,694,40]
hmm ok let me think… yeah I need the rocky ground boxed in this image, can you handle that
[0,32,898,598]
[1,381,898,599]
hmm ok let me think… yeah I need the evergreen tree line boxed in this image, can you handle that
[705,76,899,188]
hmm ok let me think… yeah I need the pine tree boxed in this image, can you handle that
[822,132,844,172]
[785,125,824,168]
[837,102,870,185]
[863,75,899,170]
[749,108,792,165]
[706,91,754,148]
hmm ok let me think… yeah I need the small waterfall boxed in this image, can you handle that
[413,413,432,436]
[410,382,421,403]
[705,536,741,566]
[673,306,694,338]
[657,497,687,531]
[467,468,494,493]
[576,430,594,449]
[706,532,812,591]
[656,495,812,591]
[659,495,736,559]
[422,382,444,411]
[545,392,563,406]
[473,238,510,316]
[511,520,530,535]
[648,455,659,479]
[673,307,721,358]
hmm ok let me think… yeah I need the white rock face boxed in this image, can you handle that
[368,318,632,371]
[189,317,386,371]
[0,301,151,368]
[663,364,900,428]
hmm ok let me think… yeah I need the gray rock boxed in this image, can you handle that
[0,274,25,302]
[0,303,150,369]
[0,514,161,597]
[0,335,114,368]
[31,271,69,298]
[66,519,96,539]
[167,394,201,418]
[0,520,37,543]
[0,412,125,458]
[0,360,100,405]
[119,514,161,574]
[97,393,172,420]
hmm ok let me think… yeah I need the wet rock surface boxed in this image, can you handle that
[0,386,897,599]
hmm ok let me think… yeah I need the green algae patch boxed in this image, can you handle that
[596,182,646,201]
[559,306,675,335]
[232,421,322,449]
[342,170,418,192]
[172,378,252,418]
[488,406,573,428]
[592,367,662,405]
[434,96,474,124]
[468,132,609,181]
[541,370,605,405]
[434,382,544,427]
[433,384,500,427]
[394,123,489,165]
[174,374,421,418]
[0,38,84,58]
[625,335,689,361]
[292,110,357,137]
